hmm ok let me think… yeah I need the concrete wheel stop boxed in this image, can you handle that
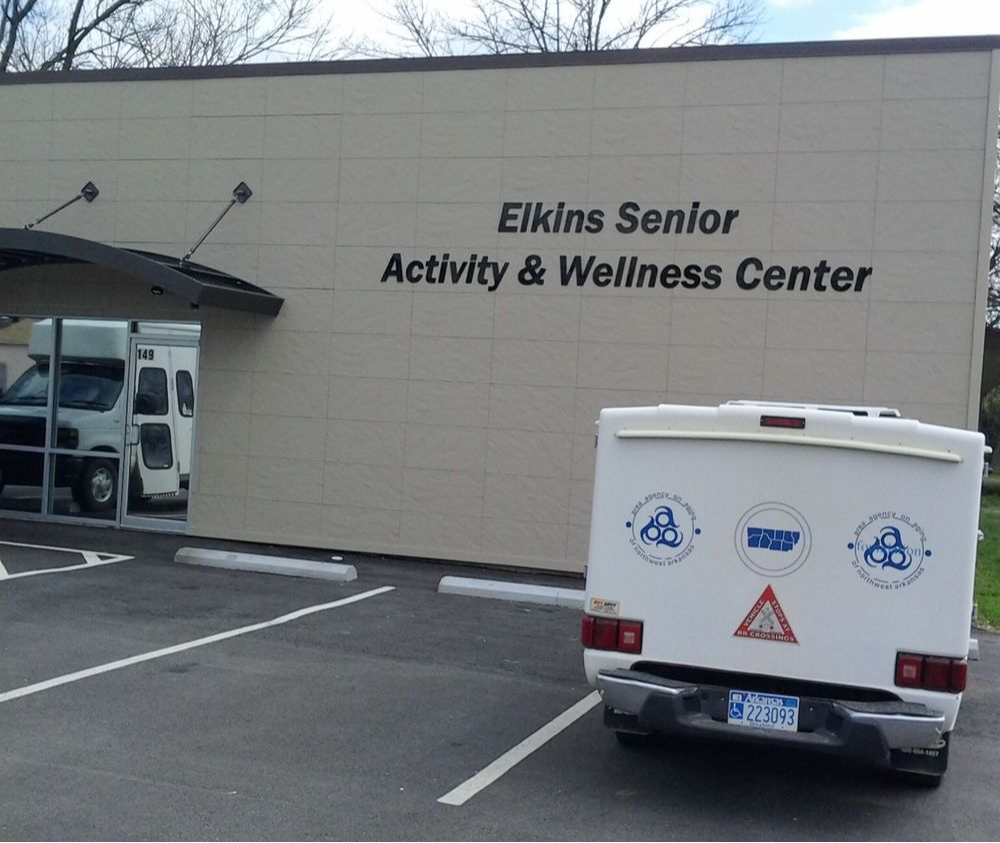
[438,576,584,609]
[175,547,358,582]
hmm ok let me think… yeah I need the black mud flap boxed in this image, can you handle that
[890,731,950,783]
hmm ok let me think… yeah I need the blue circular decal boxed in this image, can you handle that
[734,502,811,578]
[851,512,929,590]
[627,493,698,568]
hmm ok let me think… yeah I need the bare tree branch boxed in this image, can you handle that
[1,0,42,72]
[363,0,446,58]
[1,0,345,73]
[374,0,762,58]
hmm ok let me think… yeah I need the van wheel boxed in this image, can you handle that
[894,770,944,788]
[75,458,118,513]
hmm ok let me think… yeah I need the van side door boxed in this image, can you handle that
[128,343,180,497]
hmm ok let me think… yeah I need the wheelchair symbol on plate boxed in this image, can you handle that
[729,701,744,719]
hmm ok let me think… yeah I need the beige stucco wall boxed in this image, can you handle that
[0,45,997,572]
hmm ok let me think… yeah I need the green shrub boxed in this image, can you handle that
[981,384,1000,459]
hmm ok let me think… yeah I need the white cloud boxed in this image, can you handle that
[834,0,1000,40]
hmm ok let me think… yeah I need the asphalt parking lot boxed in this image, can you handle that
[0,520,998,841]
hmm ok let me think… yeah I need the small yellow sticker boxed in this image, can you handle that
[589,597,620,616]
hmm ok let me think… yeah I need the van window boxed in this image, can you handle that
[176,370,194,417]
[0,363,124,411]
[137,368,168,415]
[140,423,173,469]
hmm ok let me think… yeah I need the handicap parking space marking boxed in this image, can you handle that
[437,691,602,807]
[0,585,395,705]
[0,540,134,581]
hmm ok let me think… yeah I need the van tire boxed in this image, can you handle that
[75,458,118,513]
[894,770,944,788]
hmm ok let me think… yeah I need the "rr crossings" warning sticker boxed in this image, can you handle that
[734,584,798,644]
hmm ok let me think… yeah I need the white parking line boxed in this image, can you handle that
[1,555,135,581]
[438,691,602,807]
[0,539,120,555]
[0,585,395,705]
[0,540,134,581]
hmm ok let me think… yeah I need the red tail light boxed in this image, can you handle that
[592,618,618,649]
[923,657,951,691]
[760,415,806,429]
[951,659,969,692]
[580,615,595,647]
[581,615,643,654]
[618,621,643,654]
[895,653,923,687]
[896,652,967,693]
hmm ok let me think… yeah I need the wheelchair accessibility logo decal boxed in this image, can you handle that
[849,512,930,590]
[627,492,699,567]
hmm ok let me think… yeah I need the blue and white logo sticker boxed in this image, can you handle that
[850,512,930,590]
[627,492,699,567]
[735,502,811,578]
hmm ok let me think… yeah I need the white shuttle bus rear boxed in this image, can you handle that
[582,402,984,785]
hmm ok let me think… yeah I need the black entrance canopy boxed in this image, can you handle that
[0,228,283,316]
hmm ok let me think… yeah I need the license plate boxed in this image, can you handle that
[727,690,799,732]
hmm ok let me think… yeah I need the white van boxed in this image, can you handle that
[0,319,197,512]
[582,402,984,785]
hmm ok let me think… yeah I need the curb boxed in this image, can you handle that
[175,547,358,582]
[438,575,584,609]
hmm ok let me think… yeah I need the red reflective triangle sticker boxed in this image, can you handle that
[734,585,798,644]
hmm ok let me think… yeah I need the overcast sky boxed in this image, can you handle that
[335,0,1000,52]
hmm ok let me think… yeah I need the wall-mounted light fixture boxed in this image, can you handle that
[24,182,100,230]
[181,182,253,265]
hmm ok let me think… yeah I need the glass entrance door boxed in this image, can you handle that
[0,317,127,522]
[0,317,53,517]
[0,316,200,532]
[120,325,200,530]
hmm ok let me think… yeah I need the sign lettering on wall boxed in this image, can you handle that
[380,201,873,294]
